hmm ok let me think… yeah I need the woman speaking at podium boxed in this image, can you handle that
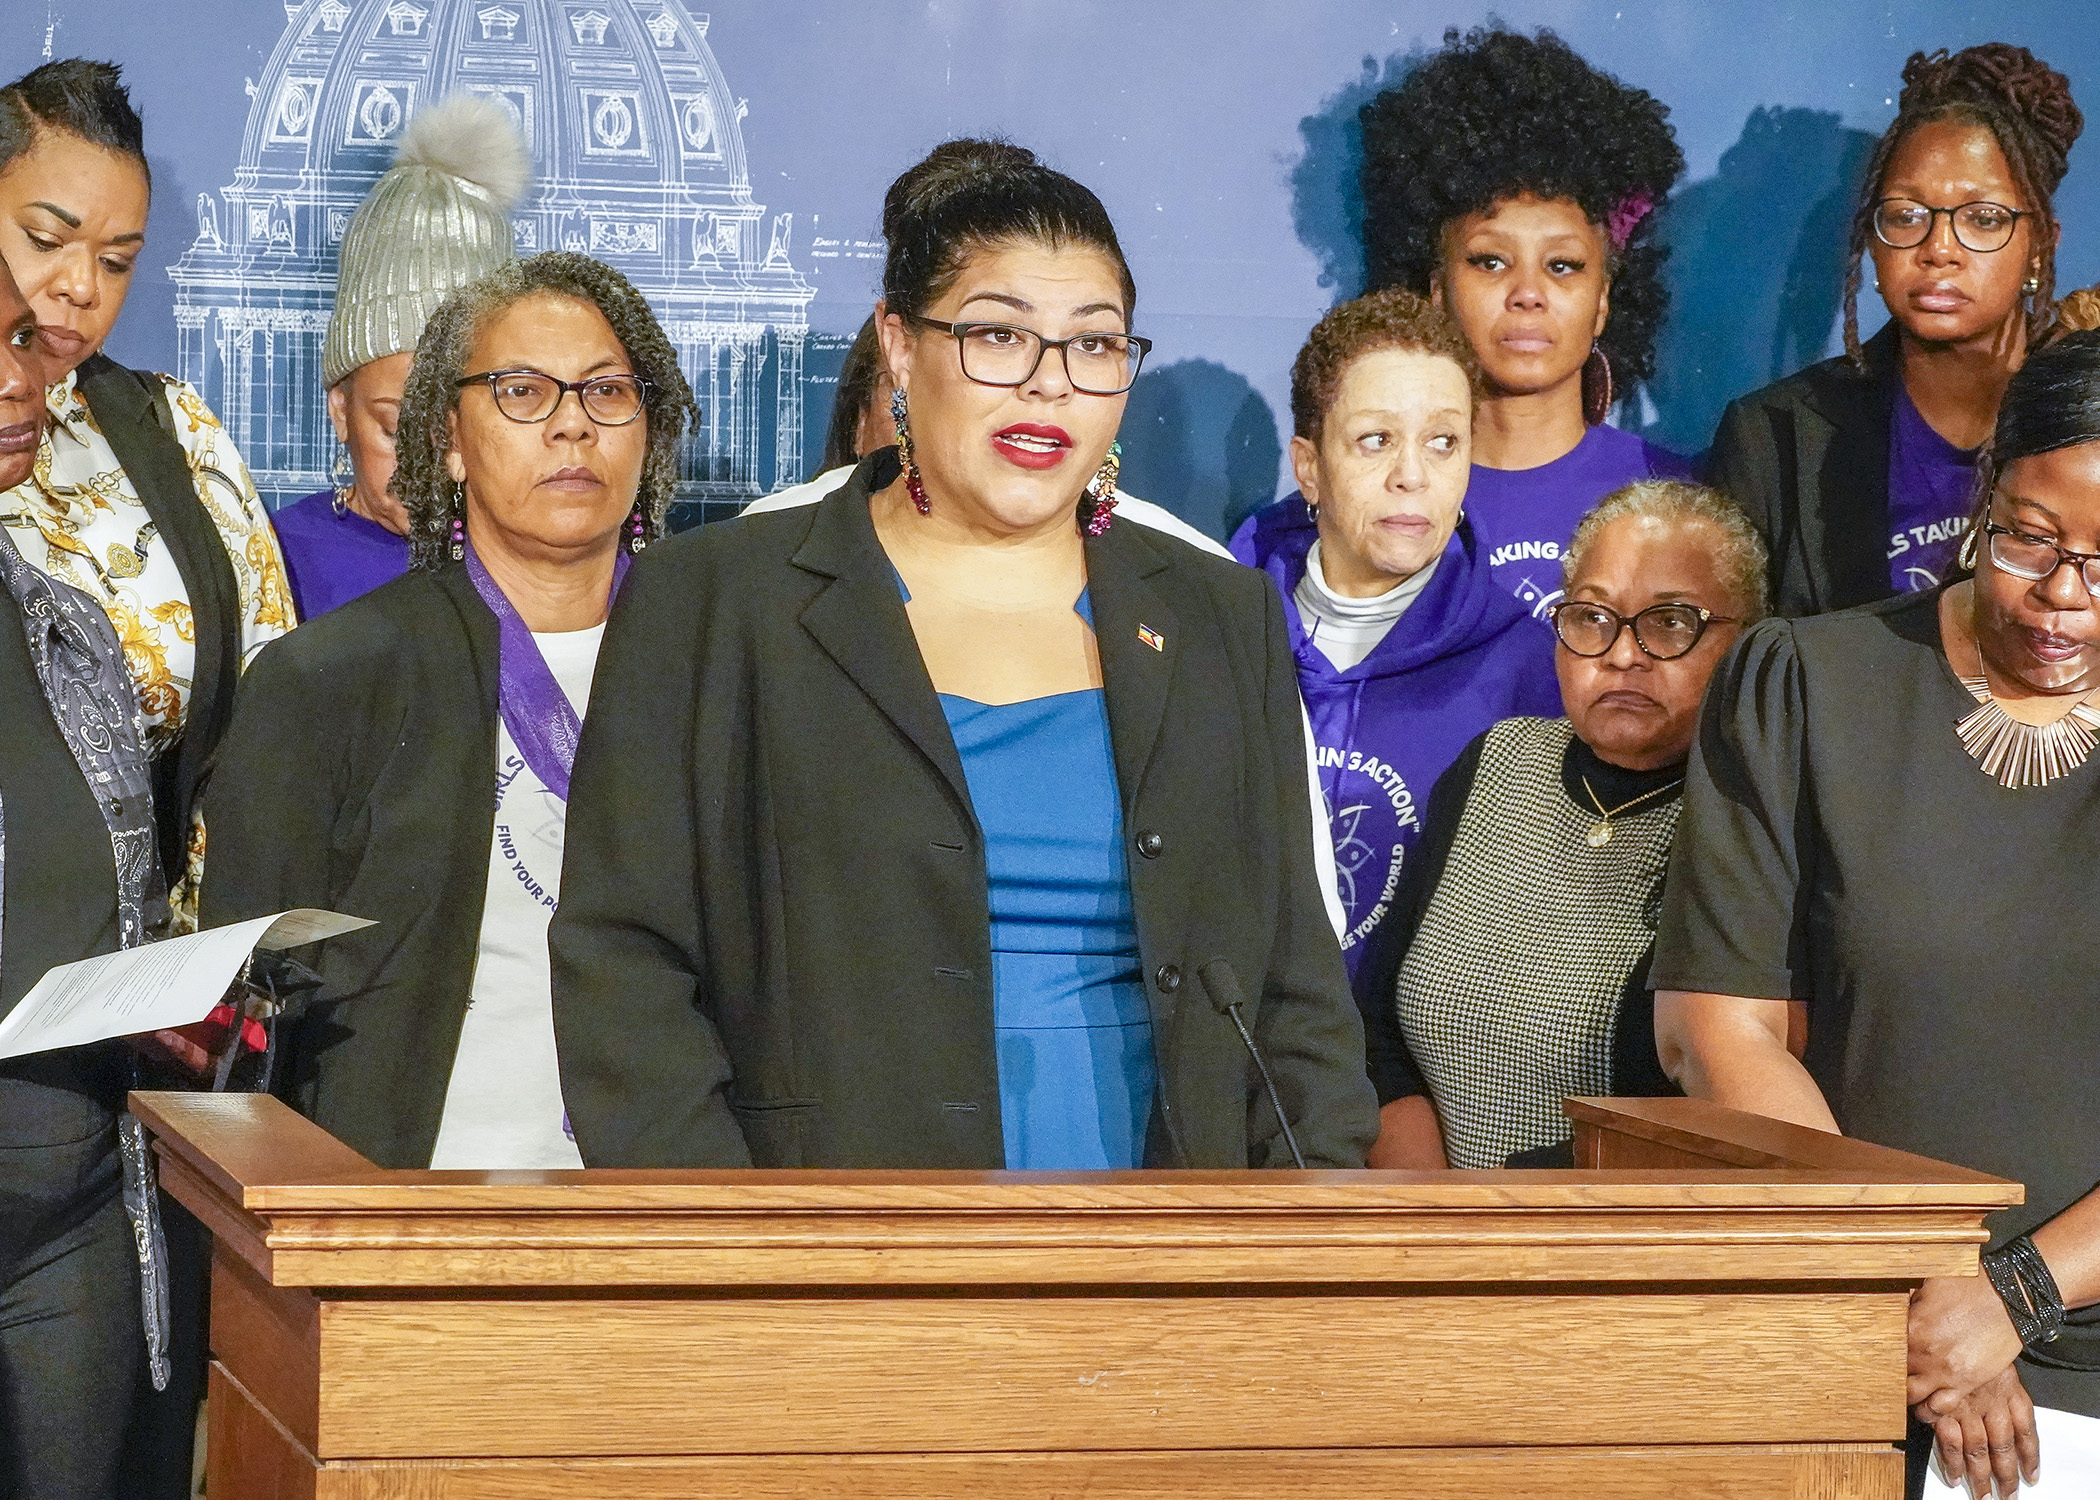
[551,140,1379,1171]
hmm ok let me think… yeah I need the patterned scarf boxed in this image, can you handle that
[0,522,174,1389]
[0,523,167,956]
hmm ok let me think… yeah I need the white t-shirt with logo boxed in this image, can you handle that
[427,623,604,1170]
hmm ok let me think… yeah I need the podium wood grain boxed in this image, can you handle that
[131,1092,2016,1499]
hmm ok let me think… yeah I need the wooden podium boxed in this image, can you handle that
[131,1091,2019,1499]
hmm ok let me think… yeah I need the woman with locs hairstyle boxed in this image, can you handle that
[1352,25,1694,619]
[552,138,1378,1172]
[1655,333,2100,1497]
[270,93,528,618]
[1709,44,2083,616]
[202,253,692,1172]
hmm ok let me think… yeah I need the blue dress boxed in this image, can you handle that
[937,612,1156,1169]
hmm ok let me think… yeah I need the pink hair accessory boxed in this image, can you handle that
[1606,191,1657,248]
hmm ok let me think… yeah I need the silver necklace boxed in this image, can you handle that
[1578,774,1683,848]
[1955,674,2100,788]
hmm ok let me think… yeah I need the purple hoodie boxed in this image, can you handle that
[1231,497,1560,988]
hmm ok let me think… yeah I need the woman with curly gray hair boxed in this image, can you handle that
[198,251,692,1170]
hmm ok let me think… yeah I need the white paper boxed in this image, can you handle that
[0,909,372,1061]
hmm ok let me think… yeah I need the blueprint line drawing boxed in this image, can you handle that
[170,0,815,521]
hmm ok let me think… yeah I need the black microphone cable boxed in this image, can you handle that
[1198,958,1305,1170]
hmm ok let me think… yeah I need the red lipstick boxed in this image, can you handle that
[990,423,1072,471]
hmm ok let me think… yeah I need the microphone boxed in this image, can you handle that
[1198,959,1306,1170]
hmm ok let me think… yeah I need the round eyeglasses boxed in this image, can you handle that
[1871,198,2029,254]
[455,369,652,426]
[1982,521,2100,597]
[1548,600,1740,661]
[908,316,1152,396]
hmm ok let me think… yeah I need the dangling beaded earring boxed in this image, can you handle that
[1082,440,1122,537]
[329,443,355,517]
[448,481,466,562]
[891,387,930,516]
[1582,347,1615,427]
[628,502,647,554]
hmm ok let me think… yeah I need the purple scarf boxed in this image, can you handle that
[462,541,630,803]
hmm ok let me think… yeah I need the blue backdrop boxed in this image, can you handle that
[5,0,2094,536]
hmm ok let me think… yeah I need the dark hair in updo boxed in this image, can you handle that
[1358,26,1683,403]
[881,138,1137,325]
[1844,44,2083,366]
[0,59,148,186]
[1958,330,2100,569]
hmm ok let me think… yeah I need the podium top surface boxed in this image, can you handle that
[131,1092,2018,1291]
[131,1091,2014,1210]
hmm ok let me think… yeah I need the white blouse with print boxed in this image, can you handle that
[0,366,295,917]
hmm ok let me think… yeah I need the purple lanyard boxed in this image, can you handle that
[462,540,630,804]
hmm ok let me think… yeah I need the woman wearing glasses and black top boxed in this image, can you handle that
[1708,44,2082,618]
[549,140,1378,1172]
[200,253,692,1170]
[1656,334,2100,1498]
[1360,481,1763,1168]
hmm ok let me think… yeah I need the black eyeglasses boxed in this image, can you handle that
[1548,600,1740,661]
[456,369,652,426]
[1871,198,2029,254]
[1981,520,2100,597]
[908,316,1152,395]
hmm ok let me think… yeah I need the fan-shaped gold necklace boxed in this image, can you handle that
[1948,591,2100,789]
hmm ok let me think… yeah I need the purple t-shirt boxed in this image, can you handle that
[271,488,411,620]
[1886,387,1979,594]
[1466,424,1697,619]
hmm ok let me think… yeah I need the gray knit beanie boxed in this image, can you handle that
[321,93,530,387]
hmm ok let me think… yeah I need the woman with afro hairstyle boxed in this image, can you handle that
[1708,45,2082,616]
[1341,24,1693,621]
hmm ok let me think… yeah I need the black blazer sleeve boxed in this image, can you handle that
[1705,394,1783,564]
[199,634,341,933]
[1246,582,1382,1167]
[549,551,751,1167]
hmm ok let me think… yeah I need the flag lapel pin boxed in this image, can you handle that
[1138,623,1164,652]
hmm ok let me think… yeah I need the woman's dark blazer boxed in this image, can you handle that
[1705,324,1901,618]
[550,454,1379,1171]
[199,568,500,1168]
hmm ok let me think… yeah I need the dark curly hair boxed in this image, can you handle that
[882,137,1136,324]
[1358,26,1683,401]
[1842,44,2083,367]
[1291,288,1480,442]
[393,252,696,570]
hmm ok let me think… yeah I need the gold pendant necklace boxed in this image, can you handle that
[1954,675,2100,789]
[1579,774,1684,848]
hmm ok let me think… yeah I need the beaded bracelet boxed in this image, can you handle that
[1981,1234,2067,1348]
